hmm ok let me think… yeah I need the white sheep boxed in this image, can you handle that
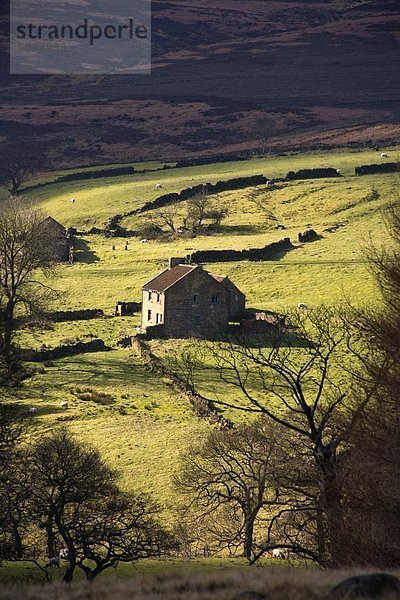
[298,302,308,309]
[140,239,148,243]
[381,153,389,158]
[60,401,68,409]
[70,198,76,203]
[155,183,163,189]
[28,407,37,415]
[59,548,69,560]
[272,548,287,559]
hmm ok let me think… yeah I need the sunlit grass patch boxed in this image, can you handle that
[6,148,395,526]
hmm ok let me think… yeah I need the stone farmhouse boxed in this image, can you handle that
[37,217,74,263]
[141,258,246,338]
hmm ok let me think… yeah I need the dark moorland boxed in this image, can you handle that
[0,0,399,168]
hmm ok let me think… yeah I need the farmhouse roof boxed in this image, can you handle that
[212,274,227,284]
[212,274,245,296]
[143,264,198,292]
[39,216,67,232]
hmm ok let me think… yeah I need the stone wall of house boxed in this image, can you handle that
[142,289,166,328]
[163,268,230,337]
[219,279,246,319]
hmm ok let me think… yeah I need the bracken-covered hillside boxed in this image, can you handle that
[0,0,399,168]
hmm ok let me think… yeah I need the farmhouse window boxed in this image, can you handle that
[148,291,152,301]
[211,295,218,303]
[147,309,152,321]
[157,293,161,303]
[193,294,198,302]
[194,315,200,325]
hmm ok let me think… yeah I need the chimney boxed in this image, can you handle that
[169,257,185,269]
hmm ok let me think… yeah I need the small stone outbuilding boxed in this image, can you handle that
[37,217,74,262]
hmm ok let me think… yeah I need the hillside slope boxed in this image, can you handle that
[4,148,395,515]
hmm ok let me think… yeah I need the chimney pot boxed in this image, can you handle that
[169,257,185,269]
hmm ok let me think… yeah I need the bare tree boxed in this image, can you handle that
[24,428,174,582]
[145,189,228,236]
[207,207,229,229]
[0,403,25,472]
[0,199,58,371]
[337,199,400,566]
[254,113,276,156]
[24,427,117,582]
[0,404,28,560]
[1,144,45,195]
[178,307,378,565]
[73,492,176,581]
[0,450,31,560]
[186,188,210,230]
[153,206,179,233]
[176,419,283,559]
[361,199,400,393]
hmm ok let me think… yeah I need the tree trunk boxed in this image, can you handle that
[2,300,15,368]
[322,470,343,566]
[45,516,56,558]
[63,561,76,584]
[314,498,329,566]
[10,178,19,195]
[315,444,343,567]
[12,522,23,558]
[244,517,255,560]
[63,550,76,584]
[86,567,102,582]
[78,561,107,583]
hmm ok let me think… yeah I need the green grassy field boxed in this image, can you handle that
[0,557,255,584]
[19,148,399,231]
[2,147,399,562]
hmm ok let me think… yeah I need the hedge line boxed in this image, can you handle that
[136,174,268,215]
[104,174,267,235]
[22,339,107,362]
[55,166,135,183]
[45,309,104,322]
[355,162,400,176]
[132,337,232,428]
[286,168,340,180]
[175,153,248,168]
[190,237,293,263]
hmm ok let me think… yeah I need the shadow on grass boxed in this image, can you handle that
[159,324,308,350]
[73,237,100,263]
[257,244,296,261]
[218,224,265,235]
[36,352,170,392]
[223,327,310,349]
[3,351,174,417]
